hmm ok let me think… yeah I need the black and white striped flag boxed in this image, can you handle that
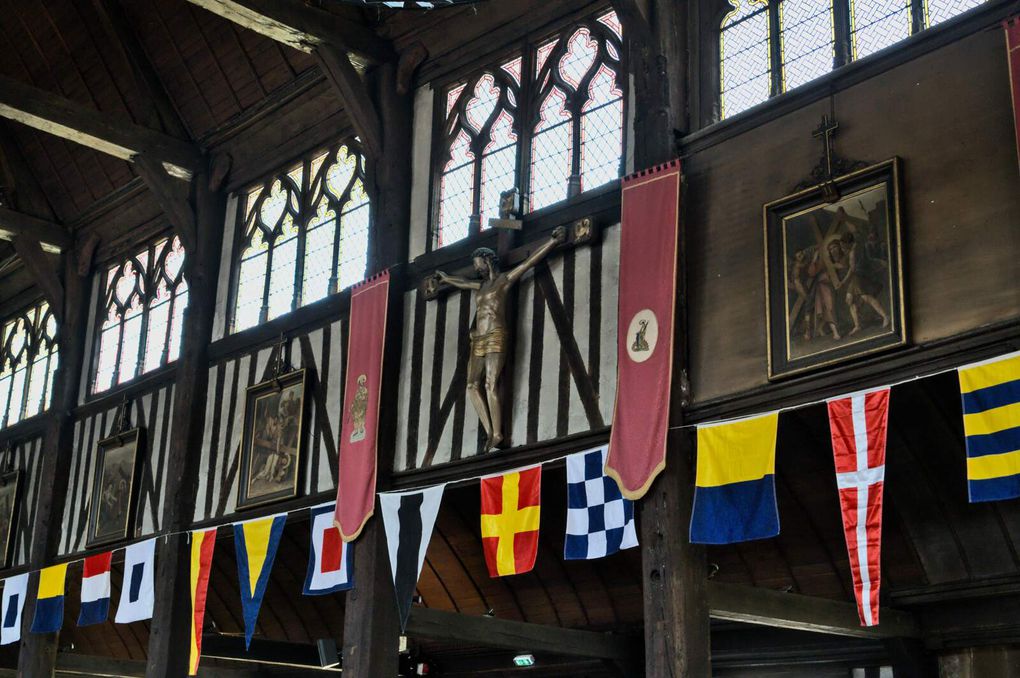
[379,484,446,631]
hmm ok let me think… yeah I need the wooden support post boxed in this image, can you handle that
[144,170,225,678]
[17,251,90,678]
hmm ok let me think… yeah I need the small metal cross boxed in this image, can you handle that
[812,114,840,181]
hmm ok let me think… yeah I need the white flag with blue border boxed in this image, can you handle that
[1,573,28,645]
[564,446,638,560]
[115,538,156,624]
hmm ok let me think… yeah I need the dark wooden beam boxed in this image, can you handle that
[185,0,394,62]
[0,206,71,253]
[0,75,202,179]
[609,0,654,47]
[10,236,63,318]
[406,607,638,665]
[90,0,191,139]
[315,45,383,162]
[0,120,58,221]
[708,582,921,639]
[133,154,197,252]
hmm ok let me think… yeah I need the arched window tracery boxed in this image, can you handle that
[0,301,58,428]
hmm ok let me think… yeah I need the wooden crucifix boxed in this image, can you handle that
[813,114,839,181]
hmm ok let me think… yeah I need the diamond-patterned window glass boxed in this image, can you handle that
[0,301,58,429]
[781,0,835,91]
[93,236,187,394]
[232,140,371,333]
[436,56,522,247]
[925,0,985,26]
[851,0,911,59]
[720,0,772,118]
[529,10,624,211]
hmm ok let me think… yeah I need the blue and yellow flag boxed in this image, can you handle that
[690,413,780,544]
[959,352,1020,502]
[30,563,68,634]
[233,514,286,648]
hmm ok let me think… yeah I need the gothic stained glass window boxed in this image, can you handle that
[436,58,522,247]
[232,141,370,333]
[432,10,625,248]
[93,236,187,394]
[529,11,624,212]
[0,301,58,429]
[719,0,988,118]
[720,0,773,118]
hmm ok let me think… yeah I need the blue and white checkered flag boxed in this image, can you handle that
[565,446,638,560]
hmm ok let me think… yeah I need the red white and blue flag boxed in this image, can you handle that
[827,388,890,627]
[304,502,354,595]
[78,552,112,627]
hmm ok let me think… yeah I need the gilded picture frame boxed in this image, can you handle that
[87,428,143,548]
[764,158,906,380]
[237,368,307,510]
[0,470,21,569]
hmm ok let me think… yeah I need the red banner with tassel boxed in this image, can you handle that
[335,270,390,542]
[605,159,681,500]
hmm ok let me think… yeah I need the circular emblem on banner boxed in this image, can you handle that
[625,309,659,363]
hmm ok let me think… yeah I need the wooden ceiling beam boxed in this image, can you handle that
[315,45,383,161]
[185,0,395,63]
[406,607,638,665]
[10,236,63,321]
[708,581,921,640]
[0,75,202,180]
[133,154,197,253]
[90,0,191,140]
[0,207,71,254]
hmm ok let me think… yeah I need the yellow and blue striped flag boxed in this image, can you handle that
[959,352,1020,502]
[29,563,68,634]
[233,514,287,649]
[690,413,780,543]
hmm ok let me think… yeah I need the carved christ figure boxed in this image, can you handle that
[436,226,567,450]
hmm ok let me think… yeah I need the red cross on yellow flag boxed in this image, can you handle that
[480,466,542,577]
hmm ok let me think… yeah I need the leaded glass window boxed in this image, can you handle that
[719,0,989,118]
[432,10,625,248]
[232,141,370,333]
[93,236,187,394]
[0,301,58,429]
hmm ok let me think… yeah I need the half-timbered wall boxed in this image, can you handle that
[194,318,345,521]
[395,225,619,471]
[59,380,175,556]
[685,27,1020,404]
[8,436,43,569]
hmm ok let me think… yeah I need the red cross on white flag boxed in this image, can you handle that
[827,388,890,627]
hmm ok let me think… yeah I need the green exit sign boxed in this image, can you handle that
[513,654,535,667]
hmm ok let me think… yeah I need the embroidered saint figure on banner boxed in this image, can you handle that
[432,226,566,451]
[349,374,369,443]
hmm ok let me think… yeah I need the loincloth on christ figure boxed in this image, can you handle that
[470,327,507,357]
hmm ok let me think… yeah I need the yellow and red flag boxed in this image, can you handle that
[480,466,541,577]
[189,527,217,676]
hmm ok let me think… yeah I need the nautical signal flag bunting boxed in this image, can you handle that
[77,552,112,627]
[304,503,354,595]
[30,563,68,634]
[959,352,1020,502]
[233,514,287,648]
[690,413,780,544]
[189,528,217,676]
[481,466,541,577]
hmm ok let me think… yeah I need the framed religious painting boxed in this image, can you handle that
[87,428,144,548]
[0,471,20,569]
[237,369,307,510]
[764,158,906,379]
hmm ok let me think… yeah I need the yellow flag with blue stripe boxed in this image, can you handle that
[29,563,68,634]
[233,514,287,648]
[690,413,780,544]
[959,352,1020,502]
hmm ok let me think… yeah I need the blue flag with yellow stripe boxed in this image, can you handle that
[690,413,780,544]
[233,514,287,648]
[959,352,1020,502]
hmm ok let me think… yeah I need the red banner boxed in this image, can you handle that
[605,160,681,500]
[1006,18,1020,169]
[335,270,390,542]
[827,388,889,627]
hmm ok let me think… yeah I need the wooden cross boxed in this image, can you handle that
[813,114,839,181]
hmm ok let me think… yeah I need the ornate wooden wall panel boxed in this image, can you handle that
[194,318,345,521]
[58,381,176,556]
[9,436,43,568]
[395,225,620,472]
